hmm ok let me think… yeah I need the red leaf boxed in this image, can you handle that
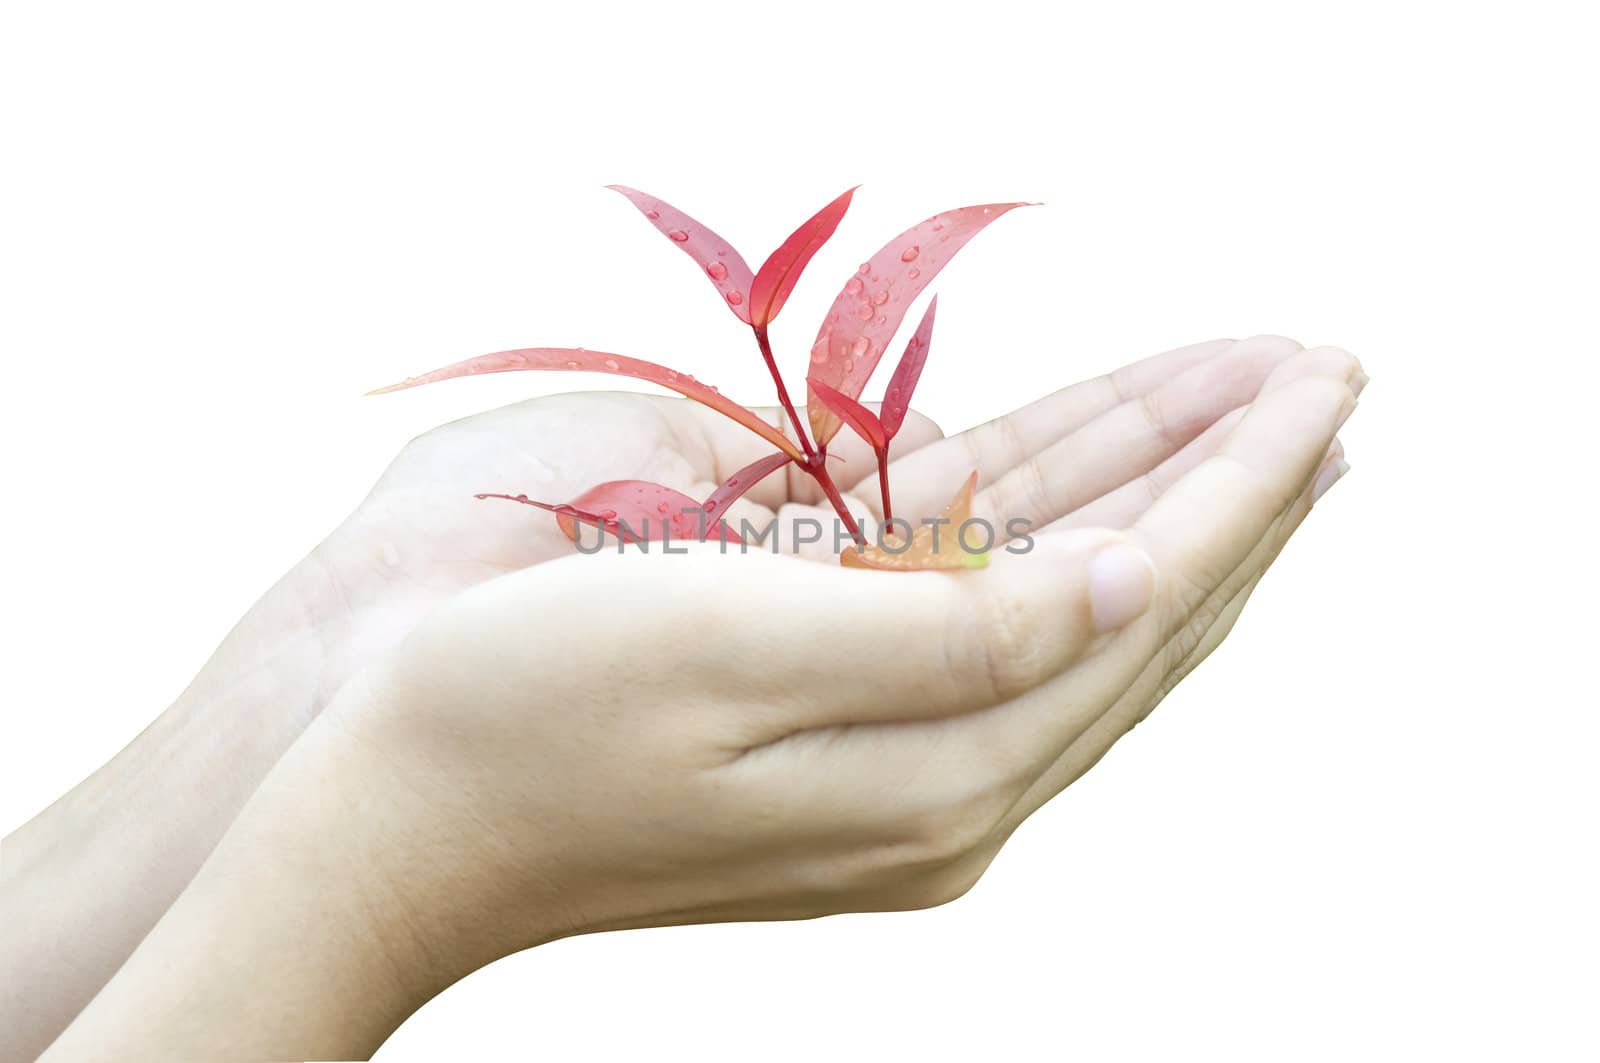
[878,295,938,442]
[368,347,804,462]
[477,481,743,544]
[807,378,887,451]
[606,185,755,323]
[806,203,1033,446]
[701,451,792,523]
[748,186,857,329]
[840,471,987,571]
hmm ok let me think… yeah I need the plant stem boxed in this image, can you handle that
[875,447,892,523]
[810,448,865,546]
[753,325,815,462]
[749,324,863,547]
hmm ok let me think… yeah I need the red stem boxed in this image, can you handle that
[875,447,892,523]
[754,325,815,463]
[809,449,865,546]
[749,325,865,546]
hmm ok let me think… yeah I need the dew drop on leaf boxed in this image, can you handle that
[811,339,829,364]
[604,358,621,370]
[900,245,920,262]
[726,290,744,306]
[851,336,871,360]
[657,502,671,514]
[646,209,661,220]
[566,360,581,369]
[875,315,887,325]
[845,276,864,295]
[668,229,690,242]
[873,289,889,306]
[856,304,874,320]
[706,261,729,281]
[857,262,871,275]
[843,358,855,374]
[908,267,921,279]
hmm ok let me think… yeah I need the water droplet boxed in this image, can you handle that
[810,340,829,364]
[657,501,671,514]
[845,276,864,295]
[666,369,679,380]
[857,262,871,275]
[900,245,920,263]
[856,304,873,320]
[932,222,945,232]
[706,261,728,281]
[725,290,744,306]
[600,509,617,520]
[875,315,887,325]
[565,360,580,369]
[646,209,661,220]
[727,477,739,486]
[982,206,992,215]
[843,359,855,374]
[603,358,621,370]
[873,289,889,306]
[908,268,921,279]
[851,336,871,360]
[668,229,689,242]
[717,249,727,257]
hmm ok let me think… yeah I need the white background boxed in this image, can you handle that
[3,2,1596,1059]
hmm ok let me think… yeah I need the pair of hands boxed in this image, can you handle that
[37,334,1362,1060]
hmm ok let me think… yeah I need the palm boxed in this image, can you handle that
[322,335,1342,663]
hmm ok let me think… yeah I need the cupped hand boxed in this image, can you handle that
[306,340,1360,980]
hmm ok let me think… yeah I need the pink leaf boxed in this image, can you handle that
[477,481,742,544]
[807,378,887,451]
[878,295,938,443]
[606,185,755,323]
[701,451,792,523]
[748,186,857,329]
[367,347,804,462]
[806,203,1033,446]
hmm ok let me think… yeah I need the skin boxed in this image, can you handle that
[2,336,1363,1061]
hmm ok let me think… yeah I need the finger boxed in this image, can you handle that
[1131,374,1355,636]
[712,529,1158,744]
[971,335,1314,541]
[1000,443,1350,830]
[804,380,1355,815]
[1044,345,1366,532]
[859,336,1267,520]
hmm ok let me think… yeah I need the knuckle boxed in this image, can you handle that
[1138,388,1180,447]
[967,587,1054,703]
[895,790,1014,870]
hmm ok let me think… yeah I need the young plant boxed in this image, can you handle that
[370,187,1030,569]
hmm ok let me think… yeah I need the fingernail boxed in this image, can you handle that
[1350,370,1369,397]
[1089,543,1157,634]
[1312,458,1351,503]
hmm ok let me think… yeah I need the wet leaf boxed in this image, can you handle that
[807,203,1032,445]
[368,346,803,461]
[878,295,938,442]
[606,185,756,322]
[476,481,742,544]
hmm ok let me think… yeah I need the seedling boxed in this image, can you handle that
[371,187,1030,569]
